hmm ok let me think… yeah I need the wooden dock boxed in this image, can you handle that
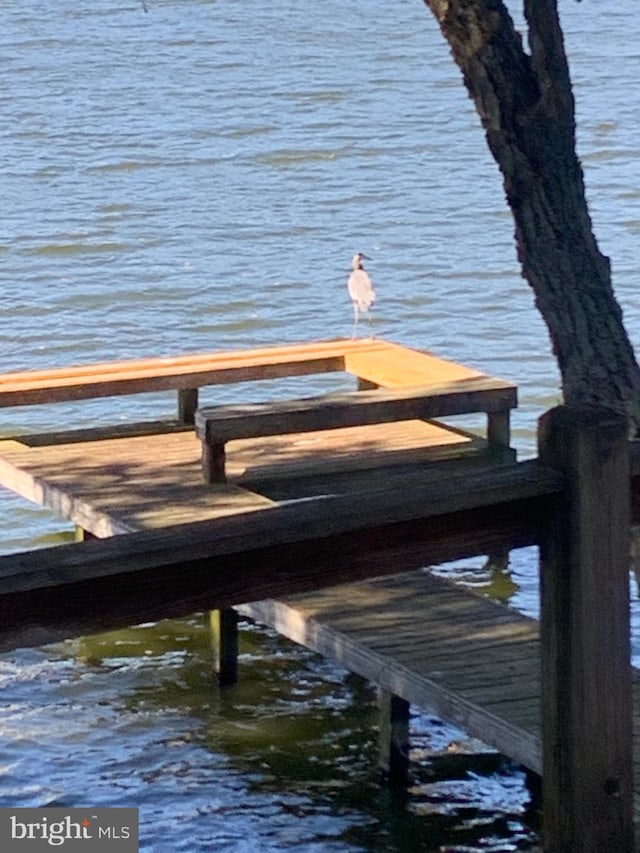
[0,339,636,850]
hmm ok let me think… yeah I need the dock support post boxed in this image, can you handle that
[202,441,227,484]
[538,405,633,853]
[378,689,410,786]
[487,411,511,451]
[209,608,239,686]
[177,388,199,425]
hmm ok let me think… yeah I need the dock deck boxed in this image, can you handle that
[2,339,636,846]
[5,416,640,827]
[0,419,492,534]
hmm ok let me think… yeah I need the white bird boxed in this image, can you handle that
[348,252,375,338]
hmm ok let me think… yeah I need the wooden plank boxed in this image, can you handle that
[196,378,517,444]
[343,342,507,388]
[0,339,386,406]
[0,459,559,650]
[0,340,517,414]
[228,420,493,486]
[538,406,633,852]
[0,431,562,560]
[0,421,508,530]
[238,570,544,773]
[12,420,193,446]
[0,435,275,536]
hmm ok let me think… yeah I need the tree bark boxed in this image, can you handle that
[422,0,640,425]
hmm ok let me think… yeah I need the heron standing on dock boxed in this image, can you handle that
[348,252,376,338]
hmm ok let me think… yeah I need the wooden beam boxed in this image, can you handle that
[538,406,634,853]
[0,460,560,651]
[0,340,386,407]
[196,378,517,444]
[195,379,516,482]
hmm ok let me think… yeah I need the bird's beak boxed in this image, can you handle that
[361,254,371,260]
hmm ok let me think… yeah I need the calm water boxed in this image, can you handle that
[1,1,639,849]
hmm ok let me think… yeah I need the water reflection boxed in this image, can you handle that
[70,615,541,851]
[0,612,541,851]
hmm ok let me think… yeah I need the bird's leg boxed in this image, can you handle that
[351,302,359,339]
[367,309,374,339]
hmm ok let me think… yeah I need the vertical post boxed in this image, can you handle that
[485,411,511,569]
[178,387,199,425]
[209,608,239,686]
[202,440,227,483]
[487,411,510,450]
[378,688,410,787]
[538,405,633,853]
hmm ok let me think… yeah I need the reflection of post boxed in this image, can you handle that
[209,608,239,686]
[538,406,633,852]
[378,688,410,787]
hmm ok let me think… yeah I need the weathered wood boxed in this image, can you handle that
[538,406,633,852]
[209,608,239,686]
[0,435,275,537]
[195,379,516,481]
[202,441,226,484]
[12,420,193,446]
[0,460,558,651]
[0,340,382,407]
[238,571,544,773]
[487,411,511,449]
[378,689,411,786]
[177,387,198,424]
[0,421,501,535]
[197,379,516,443]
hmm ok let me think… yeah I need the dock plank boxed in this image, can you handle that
[239,571,544,771]
[0,419,493,533]
[0,434,275,535]
[343,341,488,387]
[237,570,640,822]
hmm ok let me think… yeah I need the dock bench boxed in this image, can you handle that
[195,376,517,483]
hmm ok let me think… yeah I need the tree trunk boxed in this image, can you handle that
[422,0,640,425]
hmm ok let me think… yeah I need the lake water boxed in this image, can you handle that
[1,1,639,849]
